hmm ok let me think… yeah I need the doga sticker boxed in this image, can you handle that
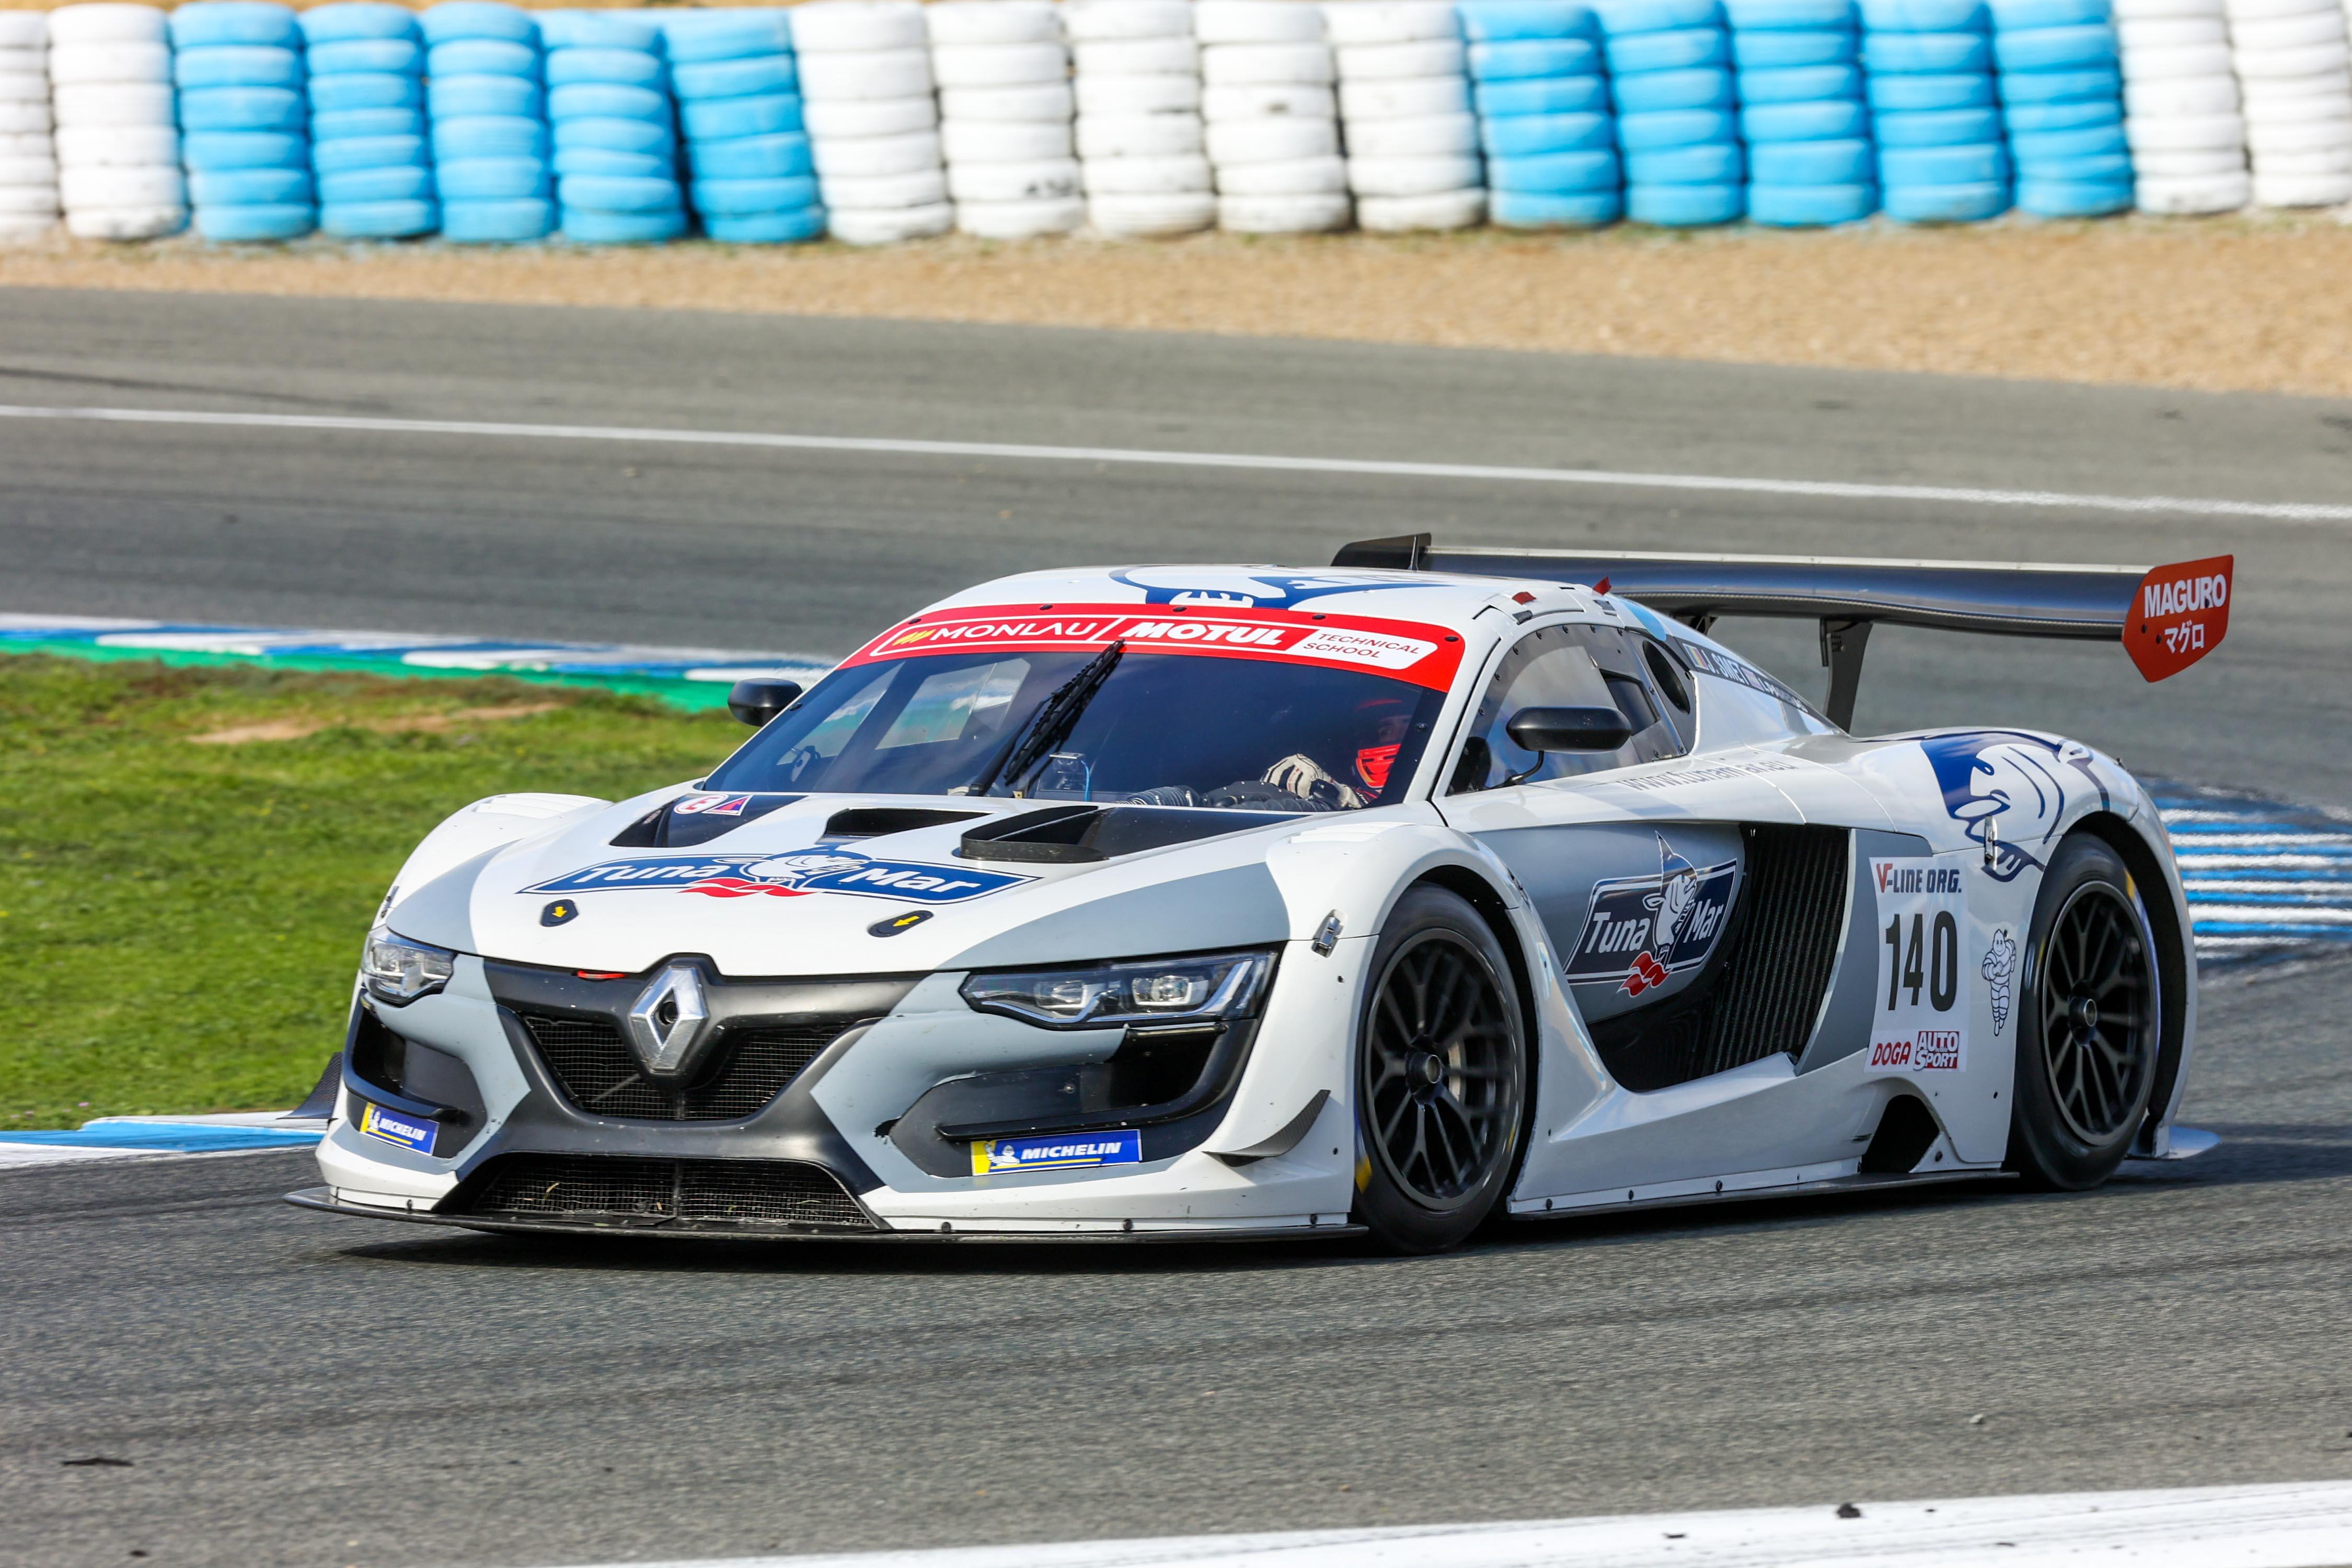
[523,851,1030,905]
[1866,857,1969,1076]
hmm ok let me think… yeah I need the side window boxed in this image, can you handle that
[1447,624,1691,794]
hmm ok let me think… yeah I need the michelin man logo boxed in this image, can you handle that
[1919,730,2109,882]
[1982,927,2019,1034]
[1108,568,1426,610]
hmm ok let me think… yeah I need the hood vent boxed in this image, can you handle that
[823,806,985,840]
[958,803,1305,864]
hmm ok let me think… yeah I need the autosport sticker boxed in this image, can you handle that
[1866,857,1970,1075]
[1562,836,1739,997]
[523,851,1032,905]
[358,1102,437,1155]
[844,602,1465,690]
[971,1128,1143,1175]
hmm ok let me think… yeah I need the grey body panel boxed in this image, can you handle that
[1798,829,1934,1074]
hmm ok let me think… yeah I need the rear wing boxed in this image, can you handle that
[1331,536,2232,730]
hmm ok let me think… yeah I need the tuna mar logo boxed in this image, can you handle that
[1562,836,1739,996]
[1919,730,2108,883]
[523,851,1031,905]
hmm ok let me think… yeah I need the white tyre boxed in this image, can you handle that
[52,83,174,126]
[1356,185,1483,229]
[1074,36,1201,74]
[2115,0,2222,14]
[821,166,950,206]
[829,200,954,242]
[2125,77,2239,115]
[1076,111,1204,157]
[1346,150,1478,195]
[0,101,53,135]
[0,154,59,183]
[1204,82,1339,119]
[2231,9,2345,45]
[1322,2,1459,45]
[1076,72,1204,114]
[790,1,928,54]
[1340,110,1476,156]
[2251,167,2352,201]
[2243,89,2352,122]
[64,202,183,239]
[943,118,1073,160]
[811,129,944,178]
[804,96,938,139]
[2132,144,2247,172]
[47,41,169,84]
[927,0,1063,47]
[1064,1,1197,42]
[1333,39,1465,78]
[932,42,1071,88]
[1217,189,1349,228]
[2254,141,2352,168]
[1206,116,1338,162]
[2246,116,2352,149]
[0,73,47,106]
[60,162,179,207]
[2117,15,2226,44]
[946,155,1082,200]
[2222,0,2335,18]
[1088,189,1216,232]
[0,215,61,243]
[955,193,1085,234]
[1214,150,1346,191]
[0,14,47,47]
[1081,150,1214,191]
[0,182,60,213]
[2232,42,2349,76]
[0,130,55,157]
[1195,1,1327,44]
[2125,111,2246,147]
[942,83,1076,121]
[1203,42,1336,83]
[2241,70,2352,100]
[0,46,44,75]
[797,47,933,100]
[2136,170,2249,207]
[1337,74,1469,118]
[2128,41,2233,74]
[45,6,168,48]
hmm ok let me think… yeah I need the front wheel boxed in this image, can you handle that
[1353,885,1528,1253]
[2007,834,2162,1190]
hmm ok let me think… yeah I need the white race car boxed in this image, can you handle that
[290,540,2233,1252]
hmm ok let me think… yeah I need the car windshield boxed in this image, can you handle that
[704,648,1450,811]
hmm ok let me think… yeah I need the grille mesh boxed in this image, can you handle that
[1692,825,1850,1078]
[464,1155,871,1230]
[519,1013,852,1122]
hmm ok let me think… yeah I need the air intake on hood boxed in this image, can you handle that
[824,806,985,840]
[959,804,1300,864]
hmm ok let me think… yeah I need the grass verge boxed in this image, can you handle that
[0,653,737,1130]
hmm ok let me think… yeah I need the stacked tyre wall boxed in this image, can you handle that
[0,0,2341,248]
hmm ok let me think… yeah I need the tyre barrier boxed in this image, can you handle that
[47,2,186,239]
[664,6,820,243]
[1461,1,1621,228]
[2224,0,2352,207]
[542,9,684,243]
[930,0,1080,237]
[1069,0,1213,234]
[1990,0,2130,215]
[1198,0,1350,231]
[797,0,949,244]
[1601,0,1747,225]
[302,2,432,239]
[1330,0,1485,230]
[0,9,60,241]
[2117,0,2246,214]
[424,0,551,241]
[1863,0,2011,221]
[1731,0,1877,225]
[170,0,312,240]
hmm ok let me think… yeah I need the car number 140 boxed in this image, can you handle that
[1867,857,1970,1077]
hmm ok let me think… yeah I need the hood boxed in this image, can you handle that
[386,789,1313,978]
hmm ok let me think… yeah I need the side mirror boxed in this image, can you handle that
[1505,705,1634,755]
[727,678,803,728]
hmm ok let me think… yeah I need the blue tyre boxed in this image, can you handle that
[557,174,682,213]
[318,164,433,203]
[1731,30,1857,67]
[1625,141,1743,182]
[1489,187,1624,225]
[673,55,798,100]
[686,131,815,180]
[1857,0,1987,27]
[419,4,539,47]
[1627,180,1744,223]
[1596,0,1727,36]
[180,86,307,132]
[2014,176,2131,215]
[560,205,688,244]
[549,83,669,122]
[428,74,544,119]
[1873,106,2000,144]
[690,174,820,215]
[299,5,421,44]
[1997,65,2118,102]
[321,198,439,236]
[307,38,423,74]
[435,157,551,200]
[678,92,804,142]
[314,106,425,139]
[1618,107,1738,146]
[1881,141,2008,182]
[546,48,667,89]
[1473,75,1611,116]
[1987,0,2107,28]
[432,115,549,161]
[1489,148,1621,191]
[1881,177,2009,220]
[174,45,303,89]
[309,71,422,112]
[1467,36,1605,75]
[1736,62,1862,99]
[1992,24,2116,71]
[181,130,305,169]
[1749,137,1872,183]
[1864,71,1994,111]
[2017,150,2130,180]
[314,134,427,172]
[425,39,539,77]
[1747,180,1877,222]
[1611,66,1735,111]
[190,166,312,204]
[1480,110,1614,157]
[552,146,675,177]
[2002,97,2120,133]
[552,117,676,154]
[702,206,827,243]
[1604,26,1728,70]
[1860,30,1990,72]
[1739,97,1867,137]
[664,12,793,62]
[1725,0,1856,24]
[2012,122,2126,161]
[539,11,661,50]
[194,201,316,240]
[441,195,553,240]
[169,3,301,49]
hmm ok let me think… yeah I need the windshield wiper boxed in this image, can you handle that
[964,640,1126,799]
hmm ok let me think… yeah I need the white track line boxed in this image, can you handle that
[561,1483,2352,1568]
[2,403,2348,523]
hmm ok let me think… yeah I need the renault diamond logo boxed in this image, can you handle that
[624,963,712,1080]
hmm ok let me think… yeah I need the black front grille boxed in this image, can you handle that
[519,1012,855,1122]
[461,1154,871,1231]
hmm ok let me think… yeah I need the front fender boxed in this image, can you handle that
[379,792,613,929]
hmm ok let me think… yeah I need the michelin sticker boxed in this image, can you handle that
[1563,836,1739,997]
[972,1129,1143,1175]
[1982,927,2018,1034]
[1867,858,1969,1075]
[524,851,1031,905]
[359,1103,437,1155]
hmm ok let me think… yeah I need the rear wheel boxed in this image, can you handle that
[1352,886,1527,1253]
[2007,835,2161,1190]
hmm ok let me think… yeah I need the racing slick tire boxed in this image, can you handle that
[1353,884,1528,1253]
[2005,833,2162,1191]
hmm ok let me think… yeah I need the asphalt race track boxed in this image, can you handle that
[3,290,2350,1568]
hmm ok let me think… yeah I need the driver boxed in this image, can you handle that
[1260,697,1413,811]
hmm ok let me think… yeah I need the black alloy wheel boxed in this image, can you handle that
[2008,834,2163,1190]
[1354,885,1528,1252]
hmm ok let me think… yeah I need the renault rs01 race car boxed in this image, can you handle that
[290,539,2233,1252]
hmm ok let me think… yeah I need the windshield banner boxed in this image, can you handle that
[844,603,1466,691]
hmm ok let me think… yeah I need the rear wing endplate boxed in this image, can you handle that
[1331,536,2232,730]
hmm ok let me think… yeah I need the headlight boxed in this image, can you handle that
[362,926,456,1006]
[961,949,1274,1030]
